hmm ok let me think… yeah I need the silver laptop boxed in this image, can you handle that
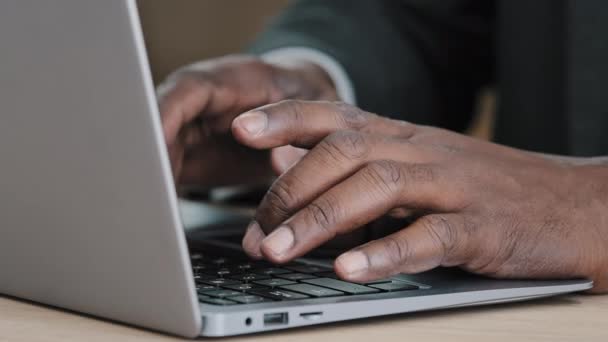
[0,0,592,338]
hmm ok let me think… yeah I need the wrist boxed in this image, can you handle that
[572,161,608,292]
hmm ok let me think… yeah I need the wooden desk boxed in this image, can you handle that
[1,294,607,341]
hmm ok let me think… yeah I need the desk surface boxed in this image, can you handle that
[1,293,607,341]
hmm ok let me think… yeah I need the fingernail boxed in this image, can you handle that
[336,251,369,276]
[262,226,294,257]
[242,221,265,258]
[235,111,267,136]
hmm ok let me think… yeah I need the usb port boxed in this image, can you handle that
[263,312,288,326]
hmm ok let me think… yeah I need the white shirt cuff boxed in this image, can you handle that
[261,47,356,105]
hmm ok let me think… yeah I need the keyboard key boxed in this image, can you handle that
[249,288,310,301]
[362,278,395,285]
[204,267,239,277]
[200,278,241,286]
[255,267,290,276]
[236,260,271,269]
[196,284,217,293]
[302,278,380,294]
[193,274,215,282]
[201,298,237,306]
[230,295,272,304]
[204,289,242,298]
[314,272,392,285]
[190,253,205,261]
[253,278,296,287]
[280,283,345,298]
[198,294,210,300]
[222,283,266,292]
[192,264,211,272]
[314,271,339,279]
[285,265,331,274]
[234,262,255,271]
[276,273,318,281]
[368,281,419,292]
[209,257,230,265]
[229,273,271,282]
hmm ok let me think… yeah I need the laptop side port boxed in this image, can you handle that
[264,312,288,326]
[299,311,323,321]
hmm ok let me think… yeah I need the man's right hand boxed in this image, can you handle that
[157,55,338,190]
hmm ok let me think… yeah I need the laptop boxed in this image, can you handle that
[0,0,592,338]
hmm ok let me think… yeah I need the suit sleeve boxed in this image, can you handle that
[249,0,495,132]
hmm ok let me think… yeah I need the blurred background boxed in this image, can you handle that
[137,0,493,139]
[138,0,289,84]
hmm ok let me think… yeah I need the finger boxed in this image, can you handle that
[242,221,265,259]
[334,214,471,282]
[270,145,308,175]
[257,161,446,263]
[160,57,305,147]
[160,76,270,145]
[243,132,385,256]
[159,79,214,146]
[231,100,416,150]
[253,131,434,235]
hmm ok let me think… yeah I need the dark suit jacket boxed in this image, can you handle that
[250,0,608,156]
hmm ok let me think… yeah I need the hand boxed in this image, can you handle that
[232,100,608,293]
[157,55,337,189]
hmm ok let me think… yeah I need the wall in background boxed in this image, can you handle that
[137,0,289,84]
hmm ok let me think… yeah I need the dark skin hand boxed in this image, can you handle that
[158,55,337,189]
[159,56,367,250]
[232,100,608,293]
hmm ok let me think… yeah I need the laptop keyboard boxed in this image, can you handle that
[190,253,424,306]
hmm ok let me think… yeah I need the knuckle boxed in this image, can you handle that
[393,120,418,139]
[420,215,459,260]
[464,216,528,275]
[321,130,370,161]
[272,99,306,128]
[404,163,436,183]
[277,99,302,112]
[382,235,411,267]
[305,198,339,238]
[179,70,217,88]
[283,99,306,122]
[332,102,372,129]
[496,227,523,268]
[259,181,298,223]
[364,160,404,196]
[166,75,213,101]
